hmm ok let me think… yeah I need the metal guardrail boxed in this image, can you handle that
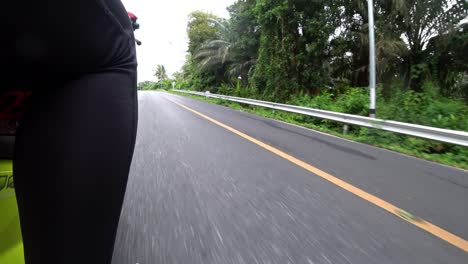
[173,89,468,147]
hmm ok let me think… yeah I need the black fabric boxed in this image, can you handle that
[3,1,138,263]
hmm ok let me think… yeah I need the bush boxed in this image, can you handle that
[217,83,235,95]
[334,88,369,116]
[287,84,468,161]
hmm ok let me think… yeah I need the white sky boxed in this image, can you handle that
[122,0,235,82]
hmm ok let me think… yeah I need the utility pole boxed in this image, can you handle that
[368,0,376,118]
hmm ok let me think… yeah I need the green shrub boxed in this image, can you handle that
[334,88,369,116]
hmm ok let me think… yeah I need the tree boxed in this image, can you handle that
[137,81,155,90]
[187,11,221,54]
[426,23,468,100]
[192,1,259,88]
[184,11,226,90]
[389,0,468,90]
[179,0,468,101]
[226,0,259,84]
[325,0,467,93]
[154,65,168,81]
[172,71,184,82]
[193,19,232,73]
[251,0,341,99]
[329,0,408,89]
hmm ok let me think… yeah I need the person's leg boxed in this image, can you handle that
[9,0,138,262]
[13,69,138,263]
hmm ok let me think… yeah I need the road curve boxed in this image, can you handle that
[112,91,468,264]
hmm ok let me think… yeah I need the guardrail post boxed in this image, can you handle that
[343,124,349,135]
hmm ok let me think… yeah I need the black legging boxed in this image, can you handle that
[3,1,138,263]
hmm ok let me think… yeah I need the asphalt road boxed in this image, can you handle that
[112,91,468,264]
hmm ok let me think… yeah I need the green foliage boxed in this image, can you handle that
[180,0,467,98]
[137,81,156,90]
[187,3,259,90]
[335,88,369,116]
[427,23,468,101]
[187,11,221,54]
[250,0,342,100]
[155,79,175,90]
[154,65,168,81]
[182,1,464,101]
[217,83,235,95]
[286,84,468,160]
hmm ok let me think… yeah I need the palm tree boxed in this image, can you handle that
[194,39,232,71]
[334,0,409,88]
[154,65,168,81]
[379,0,467,90]
[193,18,256,83]
[356,23,408,78]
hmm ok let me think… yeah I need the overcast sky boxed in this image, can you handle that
[121,0,235,83]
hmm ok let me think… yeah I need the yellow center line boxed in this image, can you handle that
[167,97,468,252]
